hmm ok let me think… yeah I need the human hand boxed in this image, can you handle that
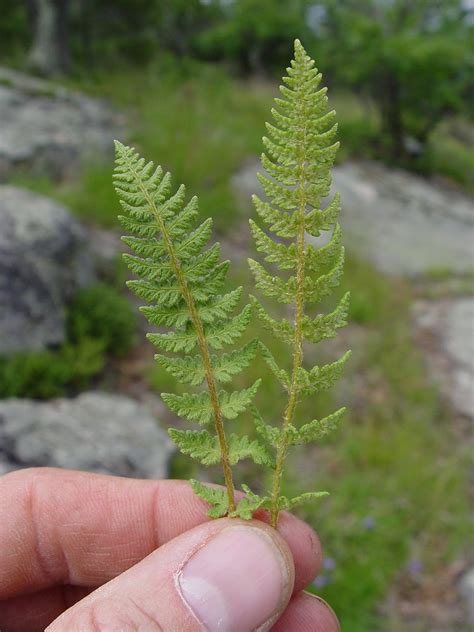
[0,468,339,631]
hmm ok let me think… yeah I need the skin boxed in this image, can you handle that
[0,468,339,631]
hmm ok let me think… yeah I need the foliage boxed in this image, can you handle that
[0,283,135,399]
[318,0,474,163]
[2,0,472,169]
[0,339,104,400]
[67,282,136,356]
[196,0,312,74]
[114,141,269,518]
[248,40,349,526]
[427,119,474,193]
[0,3,29,60]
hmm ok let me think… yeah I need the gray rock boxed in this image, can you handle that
[85,224,123,280]
[413,298,474,419]
[0,392,174,479]
[0,66,125,180]
[232,159,474,276]
[0,185,94,354]
[458,567,474,624]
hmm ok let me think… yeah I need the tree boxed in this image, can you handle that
[319,0,474,162]
[28,0,70,75]
[196,0,312,74]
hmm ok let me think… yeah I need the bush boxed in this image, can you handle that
[0,339,104,399]
[0,284,136,399]
[67,283,136,356]
[319,1,473,164]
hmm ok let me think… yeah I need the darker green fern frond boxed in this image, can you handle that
[114,141,262,518]
[248,40,351,527]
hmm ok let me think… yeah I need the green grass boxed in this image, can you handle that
[292,316,471,630]
[428,123,474,194]
[13,62,273,232]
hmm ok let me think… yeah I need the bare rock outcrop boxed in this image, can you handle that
[0,392,174,478]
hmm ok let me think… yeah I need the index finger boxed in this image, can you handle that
[0,467,322,599]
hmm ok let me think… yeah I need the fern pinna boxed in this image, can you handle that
[114,142,272,519]
[248,40,351,527]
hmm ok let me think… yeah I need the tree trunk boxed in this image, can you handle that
[56,0,70,73]
[28,0,70,76]
[379,74,405,163]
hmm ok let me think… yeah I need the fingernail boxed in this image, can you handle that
[313,594,341,632]
[178,526,290,632]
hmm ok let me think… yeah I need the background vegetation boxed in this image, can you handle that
[1,1,472,629]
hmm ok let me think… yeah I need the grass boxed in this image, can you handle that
[428,121,474,194]
[292,304,472,630]
[12,62,273,233]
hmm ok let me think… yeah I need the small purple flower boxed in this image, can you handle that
[408,559,423,576]
[323,556,336,571]
[313,575,330,589]
[363,516,376,530]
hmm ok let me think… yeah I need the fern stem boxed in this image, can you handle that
[270,130,307,528]
[129,164,236,513]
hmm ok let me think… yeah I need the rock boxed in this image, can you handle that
[0,185,95,354]
[0,66,125,180]
[0,392,174,479]
[458,567,474,624]
[413,298,474,419]
[85,224,123,280]
[232,159,474,277]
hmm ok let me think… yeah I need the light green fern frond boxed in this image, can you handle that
[114,141,264,518]
[248,40,351,527]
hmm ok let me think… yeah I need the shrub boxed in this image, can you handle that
[67,282,136,356]
[0,284,136,399]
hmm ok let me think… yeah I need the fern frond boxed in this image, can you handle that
[155,339,258,387]
[251,405,281,446]
[190,480,229,518]
[258,342,291,388]
[278,492,329,511]
[249,219,296,270]
[301,291,350,343]
[248,40,351,527]
[169,429,222,465]
[251,297,294,344]
[297,351,352,395]
[248,258,296,303]
[115,141,259,515]
[286,407,346,445]
[141,287,243,328]
[170,429,272,468]
[232,484,272,519]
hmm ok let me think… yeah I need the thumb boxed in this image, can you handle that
[46,517,295,632]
